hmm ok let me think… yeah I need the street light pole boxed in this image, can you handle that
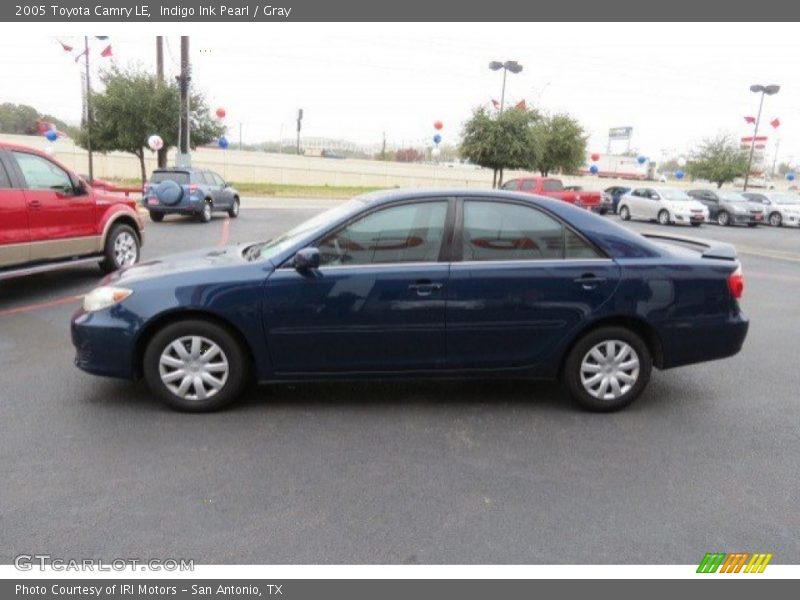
[744,84,779,191]
[83,36,94,183]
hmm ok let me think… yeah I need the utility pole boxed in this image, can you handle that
[381,131,386,161]
[296,108,303,155]
[83,36,94,183]
[176,36,191,167]
[239,122,243,151]
[155,36,167,168]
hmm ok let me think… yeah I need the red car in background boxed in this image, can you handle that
[0,142,144,280]
[501,176,611,214]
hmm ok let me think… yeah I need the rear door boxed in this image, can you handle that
[445,198,620,369]
[0,152,30,267]
[9,150,96,261]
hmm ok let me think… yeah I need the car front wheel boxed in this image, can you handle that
[717,211,730,226]
[657,210,670,225]
[100,223,140,273]
[769,212,782,227]
[562,326,652,412]
[143,319,249,412]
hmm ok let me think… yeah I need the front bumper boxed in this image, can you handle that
[731,212,764,225]
[673,212,707,224]
[71,307,138,379]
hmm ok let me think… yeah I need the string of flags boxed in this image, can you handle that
[744,115,780,128]
[56,37,113,62]
[490,99,527,110]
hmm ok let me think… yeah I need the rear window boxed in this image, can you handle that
[150,171,189,185]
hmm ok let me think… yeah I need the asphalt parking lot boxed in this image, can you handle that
[2,198,799,564]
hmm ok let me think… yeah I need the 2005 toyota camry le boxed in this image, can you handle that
[71,189,749,412]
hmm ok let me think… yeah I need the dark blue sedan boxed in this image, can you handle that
[71,189,748,412]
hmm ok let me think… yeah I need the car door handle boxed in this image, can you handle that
[574,274,606,289]
[408,280,443,296]
[28,200,42,209]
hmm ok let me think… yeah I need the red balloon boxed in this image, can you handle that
[590,153,600,162]
[215,107,226,119]
[434,121,443,130]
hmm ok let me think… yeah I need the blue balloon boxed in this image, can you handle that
[218,136,229,149]
[675,170,685,180]
[433,134,442,144]
[589,164,599,174]
[45,130,58,142]
[637,155,646,164]
[786,172,796,181]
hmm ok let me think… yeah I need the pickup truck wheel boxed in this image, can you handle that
[717,211,730,226]
[769,212,782,227]
[619,205,631,221]
[149,211,164,222]
[198,200,212,223]
[657,209,671,225]
[143,319,248,412]
[228,197,240,218]
[99,224,140,273]
[562,326,652,412]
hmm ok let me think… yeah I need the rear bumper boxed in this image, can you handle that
[658,311,749,369]
[142,198,204,214]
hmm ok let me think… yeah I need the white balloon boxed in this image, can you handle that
[431,147,442,158]
[44,145,55,156]
[677,157,687,167]
[148,134,164,151]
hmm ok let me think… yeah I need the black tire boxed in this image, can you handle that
[561,326,652,412]
[619,205,631,221]
[747,222,758,228]
[228,197,240,218]
[717,211,730,226]
[143,319,249,412]
[769,212,782,227]
[198,199,212,223]
[690,222,702,227]
[657,209,670,225]
[149,211,164,222]
[99,223,140,273]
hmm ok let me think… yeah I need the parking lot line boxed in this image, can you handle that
[0,293,84,318]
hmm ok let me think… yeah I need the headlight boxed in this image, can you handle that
[83,286,133,313]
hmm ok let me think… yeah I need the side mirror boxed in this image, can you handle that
[293,247,320,271]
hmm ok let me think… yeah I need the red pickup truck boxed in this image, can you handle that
[501,177,611,214]
[0,142,144,280]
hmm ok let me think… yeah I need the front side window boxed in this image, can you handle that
[542,179,563,191]
[0,161,12,188]
[501,180,518,191]
[317,201,448,266]
[461,200,601,261]
[12,152,72,192]
[521,180,536,191]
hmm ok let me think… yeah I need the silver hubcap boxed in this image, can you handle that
[232,201,239,215]
[114,232,137,266]
[659,212,669,224]
[719,213,728,225]
[580,340,640,401]
[159,336,229,401]
[770,214,780,226]
[204,204,211,219]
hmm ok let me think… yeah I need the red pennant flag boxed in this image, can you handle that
[57,39,73,53]
[74,47,88,63]
[744,116,756,124]
[491,99,500,109]
[770,118,780,128]
[100,44,113,58]
[515,99,527,109]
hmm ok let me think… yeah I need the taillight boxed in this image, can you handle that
[727,266,744,300]
[189,185,199,193]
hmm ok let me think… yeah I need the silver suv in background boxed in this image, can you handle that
[741,191,800,227]
[687,189,765,227]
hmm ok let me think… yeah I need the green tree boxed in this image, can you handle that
[75,66,224,182]
[0,102,78,137]
[535,113,588,176]
[686,134,749,188]
[459,106,541,187]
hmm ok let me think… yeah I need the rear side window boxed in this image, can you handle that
[0,160,11,188]
[151,171,189,185]
[12,151,72,191]
[462,200,602,261]
[521,180,536,191]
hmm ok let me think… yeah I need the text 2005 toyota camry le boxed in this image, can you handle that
[71,190,748,412]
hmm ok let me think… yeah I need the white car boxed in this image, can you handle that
[741,191,800,227]
[618,187,709,227]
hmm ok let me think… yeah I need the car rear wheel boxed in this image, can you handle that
[149,211,164,222]
[99,223,140,273]
[657,210,670,225]
[198,200,212,223]
[619,205,631,221]
[769,212,782,227]
[143,319,248,412]
[228,197,240,218]
[691,222,702,227]
[717,211,730,226]
[562,326,652,412]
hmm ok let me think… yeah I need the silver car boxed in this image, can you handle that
[741,192,800,227]
[618,187,709,226]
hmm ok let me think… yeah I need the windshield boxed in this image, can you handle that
[769,193,800,205]
[249,198,366,261]
[721,192,747,202]
[660,188,692,201]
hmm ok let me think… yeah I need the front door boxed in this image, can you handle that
[446,198,620,369]
[263,199,452,374]
[0,154,30,266]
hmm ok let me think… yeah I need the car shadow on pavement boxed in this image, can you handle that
[0,266,102,309]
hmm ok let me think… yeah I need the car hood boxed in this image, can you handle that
[103,243,269,286]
